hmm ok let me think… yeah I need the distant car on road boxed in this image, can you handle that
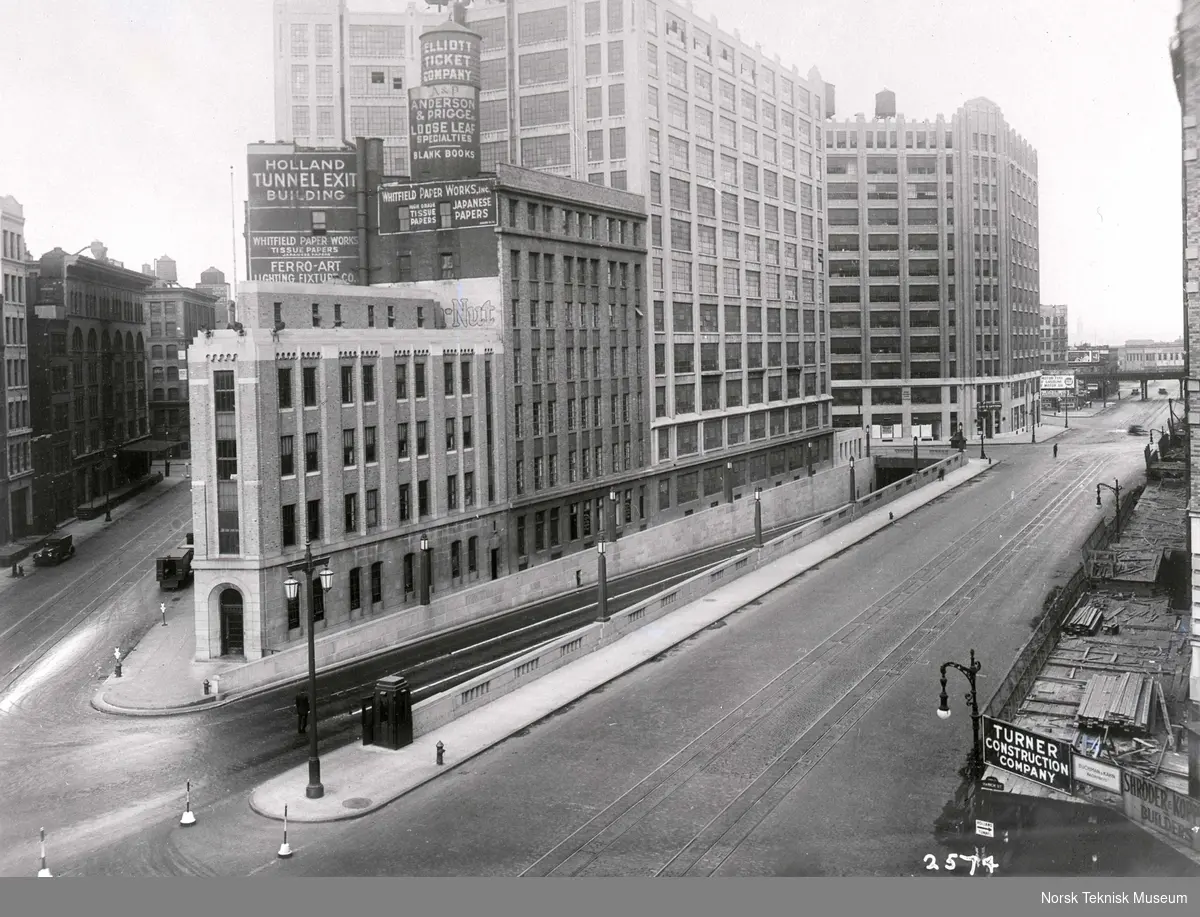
[1128,424,1145,436]
[32,534,75,567]
[1158,387,1169,395]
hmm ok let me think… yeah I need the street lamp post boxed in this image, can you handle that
[979,426,987,461]
[723,461,734,504]
[595,540,609,622]
[608,489,618,538]
[419,534,431,605]
[753,487,763,548]
[913,434,919,476]
[104,446,118,522]
[864,424,871,458]
[936,648,984,779]
[849,456,856,503]
[283,541,334,800]
[1096,479,1122,538]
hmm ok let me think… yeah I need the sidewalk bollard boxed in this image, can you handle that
[436,741,445,766]
[180,780,196,826]
[37,827,51,877]
[113,647,122,678]
[161,602,167,627]
[277,805,293,858]
[888,512,894,523]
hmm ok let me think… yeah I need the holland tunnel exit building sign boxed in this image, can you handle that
[982,717,1073,793]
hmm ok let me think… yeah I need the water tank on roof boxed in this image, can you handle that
[875,89,896,119]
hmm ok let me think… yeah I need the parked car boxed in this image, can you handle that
[1159,387,1170,395]
[32,535,75,567]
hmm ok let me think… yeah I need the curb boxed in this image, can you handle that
[82,512,851,718]
[248,461,993,824]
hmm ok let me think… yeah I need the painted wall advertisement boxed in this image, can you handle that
[246,153,358,209]
[378,177,497,235]
[247,232,358,284]
[981,717,1073,793]
[1120,771,1200,849]
[409,85,480,181]
[374,276,500,329]
[420,30,480,86]
[246,149,359,283]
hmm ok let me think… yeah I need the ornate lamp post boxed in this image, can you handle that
[753,487,763,548]
[849,455,856,503]
[419,533,431,605]
[936,649,984,778]
[284,542,333,799]
[595,540,609,622]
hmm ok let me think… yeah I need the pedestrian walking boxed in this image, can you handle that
[938,467,945,482]
[296,691,310,734]
[1053,443,1058,459]
[164,459,171,477]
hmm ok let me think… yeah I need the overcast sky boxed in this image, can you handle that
[1,0,1183,344]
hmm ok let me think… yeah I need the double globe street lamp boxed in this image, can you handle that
[284,542,333,800]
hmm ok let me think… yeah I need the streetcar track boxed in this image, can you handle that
[0,506,192,699]
[659,462,1098,876]
[520,456,1103,878]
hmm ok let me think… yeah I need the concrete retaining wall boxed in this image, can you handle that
[216,453,960,697]
[410,451,968,736]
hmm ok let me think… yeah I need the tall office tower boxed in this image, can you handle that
[824,95,1041,440]
[1171,1,1200,799]
[273,0,835,516]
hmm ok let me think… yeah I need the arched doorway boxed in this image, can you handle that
[219,588,245,657]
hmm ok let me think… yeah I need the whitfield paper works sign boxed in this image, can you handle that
[982,717,1073,792]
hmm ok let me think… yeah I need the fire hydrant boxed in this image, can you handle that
[436,741,445,766]
[113,647,123,678]
[203,678,211,696]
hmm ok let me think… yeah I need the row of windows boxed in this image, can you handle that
[275,359,475,410]
[512,442,641,495]
[279,470,479,549]
[655,303,823,334]
[515,491,638,556]
[656,406,828,460]
[278,417,475,475]
[513,394,638,439]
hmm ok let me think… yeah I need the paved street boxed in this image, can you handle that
[0,468,821,876]
[0,392,1173,877]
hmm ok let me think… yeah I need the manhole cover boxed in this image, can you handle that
[342,797,372,809]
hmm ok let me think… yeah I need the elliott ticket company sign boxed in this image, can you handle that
[982,717,1073,793]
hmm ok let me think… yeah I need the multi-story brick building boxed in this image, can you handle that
[1171,1,1200,799]
[143,268,219,459]
[1040,302,1068,368]
[273,0,837,517]
[1118,338,1185,374]
[188,282,507,659]
[29,245,155,529]
[824,96,1041,440]
[196,266,234,326]
[1,195,32,541]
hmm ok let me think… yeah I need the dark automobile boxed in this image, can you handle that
[1128,424,1145,436]
[32,535,75,566]
[1159,388,1170,395]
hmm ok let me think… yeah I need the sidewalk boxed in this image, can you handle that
[0,473,191,601]
[249,458,992,824]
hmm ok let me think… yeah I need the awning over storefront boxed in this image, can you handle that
[119,438,184,453]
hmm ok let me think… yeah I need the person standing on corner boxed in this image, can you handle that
[296,691,310,734]
[1053,443,1058,459]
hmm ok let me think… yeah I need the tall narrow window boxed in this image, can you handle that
[277,367,293,409]
[214,371,239,554]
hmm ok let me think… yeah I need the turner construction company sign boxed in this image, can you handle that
[982,717,1072,792]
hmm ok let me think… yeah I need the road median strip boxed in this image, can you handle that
[250,455,984,823]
